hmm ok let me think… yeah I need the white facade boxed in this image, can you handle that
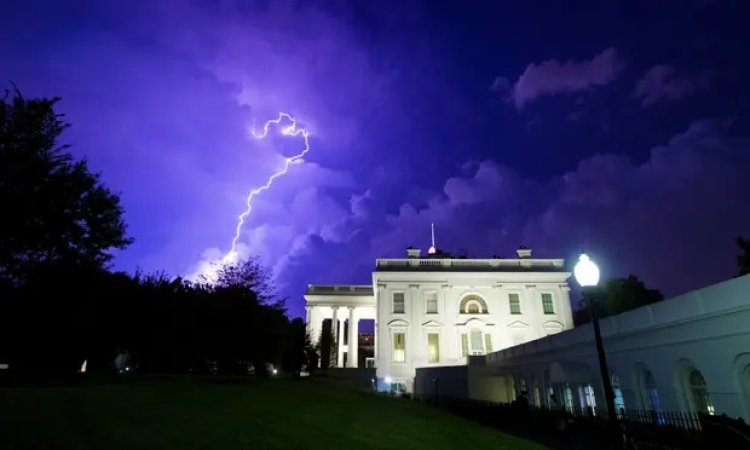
[415,273,750,421]
[305,247,573,392]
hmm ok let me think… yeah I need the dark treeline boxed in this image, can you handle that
[0,88,315,376]
[573,274,664,326]
[0,260,316,376]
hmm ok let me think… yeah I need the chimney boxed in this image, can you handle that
[516,246,532,258]
[406,246,422,259]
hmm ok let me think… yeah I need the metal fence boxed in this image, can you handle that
[428,397,750,449]
[617,408,701,430]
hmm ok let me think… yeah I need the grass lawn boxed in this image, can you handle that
[0,376,546,449]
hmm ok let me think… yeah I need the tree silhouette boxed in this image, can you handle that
[574,275,663,325]
[0,87,131,283]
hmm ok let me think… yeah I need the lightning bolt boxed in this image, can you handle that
[222,112,310,264]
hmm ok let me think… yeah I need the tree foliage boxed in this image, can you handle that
[0,88,131,283]
[737,237,750,276]
[318,323,336,370]
[0,259,317,375]
[0,90,315,375]
[574,275,664,325]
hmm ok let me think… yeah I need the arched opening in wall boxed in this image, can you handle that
[611,374,626,415]
[732,353,750,418]
[531,376,541,407]
[460,295,488,314]
[579,383,597,415]
[563,384,574,413]
[634,363,662,412]
[544,369,553,408]
[676,359,715,415]
[741,363,750,416]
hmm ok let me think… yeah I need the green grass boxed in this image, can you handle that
[0,376,546,450]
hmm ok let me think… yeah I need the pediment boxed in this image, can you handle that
[456,317,495,327]
[387,319,410,328]
[507,320,530,328]
[421,320,444,328]
[542,321,564,335]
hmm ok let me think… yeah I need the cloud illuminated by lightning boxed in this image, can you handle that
[222,112,310,266]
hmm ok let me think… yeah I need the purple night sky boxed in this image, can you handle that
[3,1,750,318]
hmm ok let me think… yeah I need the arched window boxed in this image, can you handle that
[742,363,750,416]
[531,377,541,407]
[563,384,574,413]
[460,295,488,314]
[688,369,714,415]
[732,354,750,418]
[635,363,661,412]
[611,374,626,416]
[676,360,715,415]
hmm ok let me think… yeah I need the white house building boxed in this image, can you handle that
[305,245,574,393]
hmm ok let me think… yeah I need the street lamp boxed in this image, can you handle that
[574,253,600,287]
[574,253,619,445]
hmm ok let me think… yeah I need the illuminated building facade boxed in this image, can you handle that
[305,245,573,393]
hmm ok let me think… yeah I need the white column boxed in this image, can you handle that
[336,307,346,368]
[331,307,340,368]
[347,307,358,368]
[375,284,386,371]
[373,316,378,367]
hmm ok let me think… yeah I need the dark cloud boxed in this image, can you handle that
[278,120,750,315]
[508,48,624,109]
[635,65,703,106]
[3,1,749,319]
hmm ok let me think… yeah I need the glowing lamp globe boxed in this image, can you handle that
[574,253,600,287]
[384,376,393,384]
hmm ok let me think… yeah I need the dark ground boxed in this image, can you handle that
[0,375,546,449]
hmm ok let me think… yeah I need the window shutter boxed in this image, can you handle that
[509,293,521,314]
[484,333,493,353]
[461,333,468,357]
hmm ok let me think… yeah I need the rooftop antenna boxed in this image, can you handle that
[428,223,437,255]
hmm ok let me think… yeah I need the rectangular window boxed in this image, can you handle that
[542,293,554,314]
[425,292,438,314]
[484,333,493,353]
[392,332,405,363]
[460,333,468,357]
[469,329,484,355]
[392,292,405,314]
[509,293,521,314]
[427,333,439,363]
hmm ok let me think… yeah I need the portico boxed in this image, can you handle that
[305,285,376,368]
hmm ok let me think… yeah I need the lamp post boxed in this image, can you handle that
[574,253,619,447]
